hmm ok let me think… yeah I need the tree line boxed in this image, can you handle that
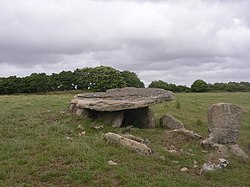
[1,66,250,94]
[149,79,250,93]
[0,66,144,94]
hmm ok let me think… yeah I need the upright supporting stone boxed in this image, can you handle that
[76,108,90,119]
[145,109,155,128]
[69,103,76,112]
[97,111,124,127]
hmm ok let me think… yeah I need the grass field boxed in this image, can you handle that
[0,92,249,186]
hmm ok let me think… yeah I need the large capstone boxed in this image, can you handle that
[70,87,174,128]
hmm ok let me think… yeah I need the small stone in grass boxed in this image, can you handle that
[193,160,198,168]
[66,136,72,141]
[108,160,118,166]
[92,125,104,130]
[180,167,189,172]
[77,125,84,130]
[168,149,177,153]
[79,131,86,136]
[159,156,166,160]
[202,150,208,154]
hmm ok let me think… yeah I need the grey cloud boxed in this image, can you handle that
[0,0,250,85]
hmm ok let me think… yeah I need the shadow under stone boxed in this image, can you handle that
[79,107,155,128]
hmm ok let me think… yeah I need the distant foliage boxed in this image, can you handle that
[0,76,22,94]
[148,79,250,93]
[202,81,249,92]
[191,79,209,92]
[148,80,190,93]
[1,67,250,95]
[75,66,126,92]
[50,71,77,91]
[0,66,145,94]
[121,71,145,88]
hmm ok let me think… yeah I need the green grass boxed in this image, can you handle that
[0,92,249,186]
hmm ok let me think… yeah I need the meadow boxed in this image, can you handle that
[0,92,249,186]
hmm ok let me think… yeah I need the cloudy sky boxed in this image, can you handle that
[0,0,250,86]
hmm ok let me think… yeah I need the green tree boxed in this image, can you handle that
[225,82,238,92]
[212,82,227,91]
[148,80,169,90]
[0,78,4,94]
[148,80,190,92]
[49,71,76,91]
[49,73,59,91]
[191,79,209,92]
[121,70,144,88]
[21,73,50,93]
[76,66,126,91]
[225,82,247,92]
[74,67,93,90]
[0,76,22,94]
[177,85,191,92]
[240,82,250,91]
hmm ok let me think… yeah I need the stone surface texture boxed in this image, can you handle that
[162,114,202,141]
[200,158,229,173]
[104,132,153,155]
[172,128,202,140]
[229,144,248,160]
[70,87,174,112]
[207,103,242,144]
[202,103,248,160]
[159,114,184,130]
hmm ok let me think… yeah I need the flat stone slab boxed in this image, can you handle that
[70,87,174,112]
[104,132,153,155]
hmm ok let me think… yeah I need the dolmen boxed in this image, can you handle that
[69,87,175,128]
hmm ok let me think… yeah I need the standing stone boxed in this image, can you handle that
[207,103,242,144]
[202,103,248,159]
[159,114,184,130]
